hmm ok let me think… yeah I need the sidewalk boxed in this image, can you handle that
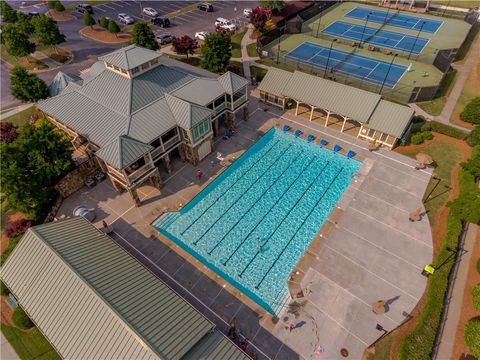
[240,24,260,80]
[435,223,479,360]
[0,331,19,360]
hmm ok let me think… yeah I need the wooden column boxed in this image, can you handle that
[357,124,364,138]
[309,106,315,121]
[341,116,349,133]
[324,111,331,127]
[295,101,300,116]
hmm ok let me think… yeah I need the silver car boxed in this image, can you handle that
[118,13,134,25]
[156,33,173,45]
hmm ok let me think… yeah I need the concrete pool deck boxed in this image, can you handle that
[57,95,434,360]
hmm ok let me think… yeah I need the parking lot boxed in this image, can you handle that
[69,1,254,39]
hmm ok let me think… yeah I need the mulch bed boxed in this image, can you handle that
[79,26,131,44]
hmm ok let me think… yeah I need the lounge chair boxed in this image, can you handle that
[283,125,291,132]
[333,144,342,153]
[294,129,303,137]
[320,139,328,146]
[368,139,380,152]
[307,134,315,143]
[346,150,356,158]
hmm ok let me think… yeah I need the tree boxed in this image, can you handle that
[0,122,18,143]
[467,125,480,147]
[172,35,198,59]
[464,318,480,358]
[47,0,58,10]
[473,284,480,311]
[0,119,73,219]
[16,11,35,34]
[0,281,10,296]
[130,22,159,50]
[460,97,480,124]
[12,306,34,329]
[249,8,268,32]
[461,145,480,178]
[200,32,231,73]
[108,19,120,37]
[54,1,65,12]
[10,67,48,102]
[259,0,286,13]
[99,16,109,29]
[83,11,96,29]
[1,24,36,58]
[448,189,480,224]
[34,14,65,49]
[0,0,17,23]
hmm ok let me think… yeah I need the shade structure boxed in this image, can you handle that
[416,153,433,165]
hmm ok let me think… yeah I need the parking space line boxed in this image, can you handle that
[94,7,106,12]
[131,15,143,20]
[101,4,116,10]
[110,2,124,7]
[179,12,196,20]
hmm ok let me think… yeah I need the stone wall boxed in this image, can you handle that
[55,158,101,198]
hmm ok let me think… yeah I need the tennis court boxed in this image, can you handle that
[285,42,407,88]
[323,21,428,54]
[345,7,443,33]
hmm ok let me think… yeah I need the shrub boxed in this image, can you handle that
[226,63,241,75]
[54,1,65,12]
[477,258,480,274]
[473,284,480,311]
[421,121,468,140]
[461,145,480,178]
[411,133,425,145]
[99,16,109,28]
[422,131,433,140]
[3,219,32,238]
[460,97,480,124]
[467,126,480,147]
[0,122,18,143]
[107,20,120,36]
[411,116,427,133]
[0,281,10,296]
[12,306,34,329]
[464,317,480,358]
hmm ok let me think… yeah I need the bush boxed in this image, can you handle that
[460,97,480,124]
[411,115,427,133]
[473,284,480,311]
[12,306,34,329]
[421,121,468,140]
[461,145,480,178]
[422,131,433,140]
[464,317,480,358]
[0,122,18,143]
[477,258,480,274]
[0,281,10,296]
[99,16,109,28]
[467,126,480,147]
[3,219,32,238]
[54,1,65,12]
[411,133,425,145]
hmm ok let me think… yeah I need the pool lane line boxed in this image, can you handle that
[221,154,318,266]
[237,160,332,278]
[255,168,344,290]
[179,138,282,236]
[192,142,295,246]
[206,145,306,256]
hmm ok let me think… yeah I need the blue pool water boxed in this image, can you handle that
[152,128,360,314]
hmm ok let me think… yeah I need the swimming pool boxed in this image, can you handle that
[152,128,360,314]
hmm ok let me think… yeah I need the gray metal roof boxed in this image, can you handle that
[1,217,218,360]
[182,331,249,360]
[96,135,153,169]
[49,71,82,97]
[165,93,212,129]
[368,100,414,138]
[172,78,225,106]
[257,67,291,96]
[99,45,161,71]
[217,72,249,94]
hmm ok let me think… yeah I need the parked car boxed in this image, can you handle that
[197,3,213,12]
[27,11,40,17]
[195,31,210,41]
[118,13,134,25]
[152,16,170,27]
[156,33,173,45]
[76,4,93,14]
[215,18,236,32]
[142,7,158,17]
[243,8,253,17]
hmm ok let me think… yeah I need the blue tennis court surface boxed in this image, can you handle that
[285,42,407,88]
[345,7,443,33]
[323,21,428,54]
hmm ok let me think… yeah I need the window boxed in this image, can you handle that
[232,89,244,102]
[161,128,177,143]
[260,91,266,100]
[207,103,214,110]
[150,138,161,148]
[214,96,225,108]
[150,59,158,65]
[131,67,139,74]
[367,128,376,138]
[141,63,149,70]
[380,133,388,142]
[192,120,210,141]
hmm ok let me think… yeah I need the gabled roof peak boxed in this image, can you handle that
[98,45,161,71]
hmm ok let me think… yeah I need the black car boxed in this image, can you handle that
[27,11,40,17]
[197,3,213,12]
[76,4,93,14]
[152,16,170,27]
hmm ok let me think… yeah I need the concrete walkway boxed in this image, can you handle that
[434,223,479,360]
[1,331,19,360]
[240,24,260,80]
[0,103,33,120]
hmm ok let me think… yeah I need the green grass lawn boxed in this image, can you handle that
[403,141,463,225]
[1,323,60,360]
[430,0,480,9]
[250,65,267,81]
[35,45,73,64]
[229,60,244,76]
[366,332,393,360]
[247,43,258,57]
[0,50,48,71]
[1,106,36,127]
[416,70,457,116]
[231,29,247,58]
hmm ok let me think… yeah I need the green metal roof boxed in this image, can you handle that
[48,71,82,97]
[165,93,213,129]
[367,100,414,138]
[182,331,250,360]
[96,135,154,169]
[1,217,218,360]
[257,67,292,96]
[217,72,249,94]
[172,78,225,106]
[99,45,162,71]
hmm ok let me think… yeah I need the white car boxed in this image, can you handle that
[118,13,134,24]
[243,8,253,17]
[142,7,158,17]
[195,31,210,41]
[215,18,236,32]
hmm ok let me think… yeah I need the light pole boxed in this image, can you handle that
[324,40,335,78]
[276,25,285,64]
[408,21,425,60]
[360,12,372,48]
[379,54,398,94]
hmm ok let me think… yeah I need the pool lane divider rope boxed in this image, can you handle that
[237,160,333,278]
[254,168,344,289]
[180,138,282,236]
[218,153,317,263]
[192,142,295,245]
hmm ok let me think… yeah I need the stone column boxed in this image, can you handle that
[163,153,172,173]
[213,118,219,137]
[243,106,249,121]
[226,112,236,131]
[150,169,163,189]
[127,187,141,207]
[190,145,200,166]
[179,144,187,162]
